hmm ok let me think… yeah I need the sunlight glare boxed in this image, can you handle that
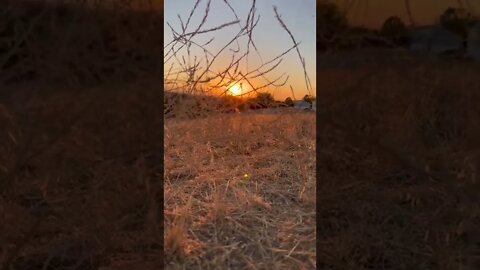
[228,83,242,96]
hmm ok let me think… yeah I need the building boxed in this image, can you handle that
[408,25,464,55]
[293,100,312,110]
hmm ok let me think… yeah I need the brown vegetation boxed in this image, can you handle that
[1,1,162,269]
[164,111,316,269]
[1,79,162,270]
[318,50,480,269]
[163,0,316,268]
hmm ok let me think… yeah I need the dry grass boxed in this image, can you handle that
[0,1,166,269]
[162,0,317,267]
[318,50,480,270]
[164,110,316,269]
[163,1,316,266]
[0,79,162,270]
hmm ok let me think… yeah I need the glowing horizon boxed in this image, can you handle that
[164,0,316,101]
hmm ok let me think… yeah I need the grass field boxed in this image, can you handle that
[317,51,480,270]
[164,110,316,269]
[1,79,162,270]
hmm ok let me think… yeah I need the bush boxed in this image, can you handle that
[303,94,316,104]
[284,97,294,107]
[381,16,407,46]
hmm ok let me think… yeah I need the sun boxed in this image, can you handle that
[228,82,243,96]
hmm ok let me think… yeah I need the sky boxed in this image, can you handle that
[331,0,480,29]
[164,0,316,101]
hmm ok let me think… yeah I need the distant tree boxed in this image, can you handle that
[284,97,294,107]
[317,1,348,50]
[303,94,316,104]
[250,92,274,108]
[381,16,407,45]
[256,92,274,102]
[439,7,473,38]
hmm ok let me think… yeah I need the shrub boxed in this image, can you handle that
[285,97,294,107]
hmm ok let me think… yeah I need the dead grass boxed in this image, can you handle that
[1,1,165,269]
[318,50,480,270]
[0,79,162,270]
[163,2,316,266]
[164,111,316,269]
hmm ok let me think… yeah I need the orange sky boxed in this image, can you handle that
[330,0,480,28]
[164,0,316,101]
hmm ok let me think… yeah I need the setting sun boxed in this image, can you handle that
[228,83,243,96]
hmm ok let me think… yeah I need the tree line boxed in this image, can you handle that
[318,1,479,50]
